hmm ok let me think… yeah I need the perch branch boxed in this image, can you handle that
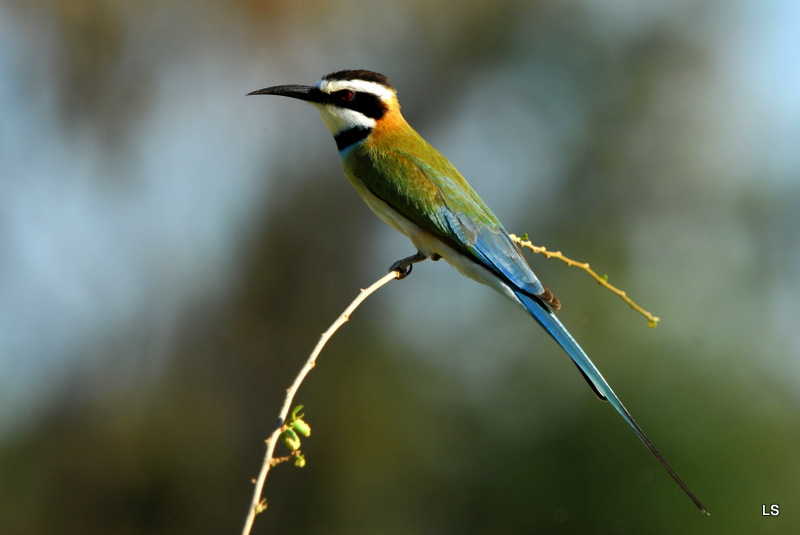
[241,270,400,535]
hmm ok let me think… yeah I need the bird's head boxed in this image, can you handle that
[248,70,400,137]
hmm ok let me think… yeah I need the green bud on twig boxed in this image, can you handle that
[280,429,301,451]
[292,419,311,437]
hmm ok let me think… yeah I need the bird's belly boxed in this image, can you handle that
[363,191,441,257]
[422,235,521,305]
[354,182,520,304]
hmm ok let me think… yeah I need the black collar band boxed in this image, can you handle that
[335,126,371,151]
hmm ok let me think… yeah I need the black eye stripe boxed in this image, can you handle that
[327,90,386,120]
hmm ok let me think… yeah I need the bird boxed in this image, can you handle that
[248,69,707,514]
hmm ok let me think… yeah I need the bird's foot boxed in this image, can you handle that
[389,251,429,279]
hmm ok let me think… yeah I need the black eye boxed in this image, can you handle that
[334,89,355,101]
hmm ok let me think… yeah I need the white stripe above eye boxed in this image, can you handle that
[318,78,396,101]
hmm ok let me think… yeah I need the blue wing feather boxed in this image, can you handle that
[441,209,546,296]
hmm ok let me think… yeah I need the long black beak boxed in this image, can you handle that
[246,84,322,103]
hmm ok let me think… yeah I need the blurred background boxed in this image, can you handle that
[1,0,798,533]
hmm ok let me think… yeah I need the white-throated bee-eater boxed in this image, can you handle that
[248,69,707,514]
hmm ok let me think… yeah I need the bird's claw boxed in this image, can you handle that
[388,251,428,280]
[389,259,414,279]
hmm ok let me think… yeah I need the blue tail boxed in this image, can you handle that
[514,290,708,514]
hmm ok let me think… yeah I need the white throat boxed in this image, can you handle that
[313,104,376,136]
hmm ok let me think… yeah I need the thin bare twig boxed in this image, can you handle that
[510,234,660,327]
[241,270,400,535]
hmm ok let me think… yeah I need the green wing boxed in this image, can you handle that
[347,135,546,297]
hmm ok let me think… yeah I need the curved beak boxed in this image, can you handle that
[247,84,322,103]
